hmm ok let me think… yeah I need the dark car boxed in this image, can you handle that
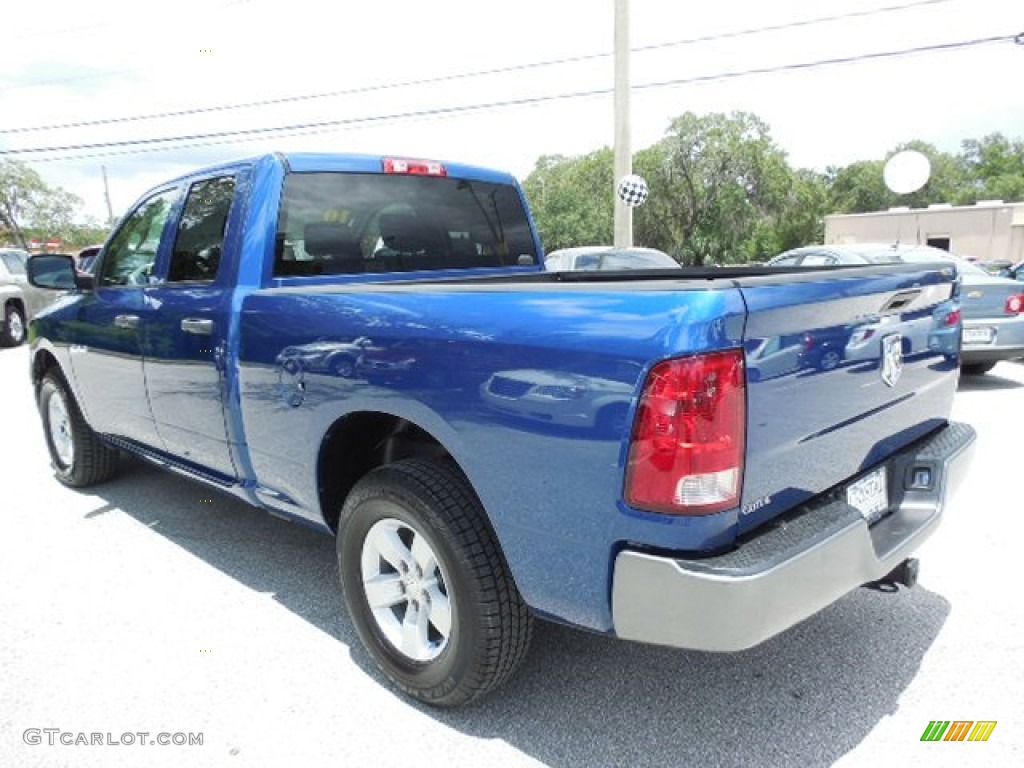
[768,244,1024,374]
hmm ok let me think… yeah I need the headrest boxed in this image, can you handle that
[304,222,360,257]
[378,213,430,252]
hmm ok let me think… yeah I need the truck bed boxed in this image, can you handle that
[239,260,961,630]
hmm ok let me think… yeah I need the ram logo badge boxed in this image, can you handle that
[881,334,903,387]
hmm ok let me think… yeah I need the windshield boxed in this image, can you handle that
[890,249,987,276]
[596,249,679,270]
[274,172,538,277]
[548,247,679,271]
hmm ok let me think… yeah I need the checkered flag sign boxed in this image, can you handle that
[616,174,649,207]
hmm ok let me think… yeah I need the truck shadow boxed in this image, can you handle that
[957,371,1022,391]
[91,457,949,768]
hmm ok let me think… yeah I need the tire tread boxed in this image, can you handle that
[341,458,532,706]
[40,371,119,487]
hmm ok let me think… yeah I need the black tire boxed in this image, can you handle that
[2,303,26,347]
[38,371,119,487]
[337,459,532,707]
[330,355,356,378]
[961,361,996,376]
[818,349,842,371]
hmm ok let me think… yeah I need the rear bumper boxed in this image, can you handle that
[611,421,975,652]
[961,315,1024,364]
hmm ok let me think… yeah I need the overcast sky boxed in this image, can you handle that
[3,0,1022,223]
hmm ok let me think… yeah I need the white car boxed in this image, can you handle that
[479,362,642,433]
[545,246,680,271]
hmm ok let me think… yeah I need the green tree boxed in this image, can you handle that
[826,142,965,213]
[522,149,614,252]
[824,159,892,215]
[0,158,84,248]
[633,111,799,265]
[0,159,46,248]
[757,168,828,254]
[26,188,83,244]
[957,132,1024,203]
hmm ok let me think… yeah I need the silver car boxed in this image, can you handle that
[1,248,56,347]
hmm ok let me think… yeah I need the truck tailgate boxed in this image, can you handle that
[736,264,960,534]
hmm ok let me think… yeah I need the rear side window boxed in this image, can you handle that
[99,188,178,287]
[274,172,537,277]
[800,253,836,266]
[169,176,235,282]
[1,252,27,275]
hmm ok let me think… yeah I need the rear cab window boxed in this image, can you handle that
[274,171,538,277]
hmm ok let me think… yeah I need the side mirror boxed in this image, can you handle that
[28,254,93,291]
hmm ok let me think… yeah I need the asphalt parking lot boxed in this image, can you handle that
[1,344,1021,768]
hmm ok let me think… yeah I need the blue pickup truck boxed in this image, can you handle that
[27,153,975,706]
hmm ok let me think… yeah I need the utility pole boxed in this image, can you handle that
[613,0,632,248]
[101,165,115,227]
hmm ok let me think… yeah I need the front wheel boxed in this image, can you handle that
[329,355,356,378]
[337,459,532,707]
[1,304,26,347]
[38,371,119,487]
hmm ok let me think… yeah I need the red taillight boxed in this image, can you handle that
[382,157,447,176]
[943,308,962,327]
[625,349,746,515]
[1006,294,1024,314]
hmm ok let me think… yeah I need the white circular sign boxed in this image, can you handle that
[884,150,931,195]
[616,174,649,207]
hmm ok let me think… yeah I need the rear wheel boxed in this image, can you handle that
[38,371,119,487]
[818,349,842,371]
[2,304,25,347]
[961,361,996,376]
[337,459,532,707]
[330,355,356,378]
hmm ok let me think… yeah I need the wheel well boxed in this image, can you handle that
[4,296,25,316]
[318,413,451,531]
[31,348,61,391]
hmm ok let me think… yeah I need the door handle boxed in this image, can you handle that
[113,314,139,330]
[181,318,214,336]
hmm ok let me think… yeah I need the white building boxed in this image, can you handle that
[824,201,1024,265]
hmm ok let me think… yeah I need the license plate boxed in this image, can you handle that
[963,327,994,345]
[847,466,888,523]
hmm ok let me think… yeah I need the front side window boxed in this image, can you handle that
[169,176,235,282]
[99,189,178,287]
[274,172,538,277]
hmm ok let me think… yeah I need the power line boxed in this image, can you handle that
[12,32,1018,163]
[0,0,956,135]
